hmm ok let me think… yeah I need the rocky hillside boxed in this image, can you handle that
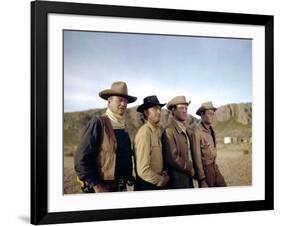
[213,103,252,139]
[214,103,252,125]
[64,103,252,156]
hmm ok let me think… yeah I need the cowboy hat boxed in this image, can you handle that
[136,95,166,112]
[166,96,191,110]
[99,81,137,103]
[196,101,217,116]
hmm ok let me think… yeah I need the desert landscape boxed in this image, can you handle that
[63,103,252,194]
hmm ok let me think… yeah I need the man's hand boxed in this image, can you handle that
[159,171,170,187]
[161,170,169,177]
[199,180,208,188]
[190,168,195,177]
[163,174,170,187]
[93,184,109,192]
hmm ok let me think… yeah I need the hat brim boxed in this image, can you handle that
[99,89,137,103]
[167,101,191,110]
[196,107,217,116]
[137,103,166,113]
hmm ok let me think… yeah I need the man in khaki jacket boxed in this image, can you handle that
[162,96,195,189]
[191,102,226,187]
[134,95,170,190]
[74,81,137,193]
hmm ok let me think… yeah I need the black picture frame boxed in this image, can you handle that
[31,0,274,224]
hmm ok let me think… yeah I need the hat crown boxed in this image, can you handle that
[111,81,128,95]
[196,101,217,116]
[99,81,137,103]
[136,95,166,112]
[201,101,214,109]
[171,96,187,104]
[143,95,161,105]
[167,96,191,110]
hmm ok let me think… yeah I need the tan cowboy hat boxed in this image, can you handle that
[166,96,191,110]
[99,81,137,103]
[196,101,217,116]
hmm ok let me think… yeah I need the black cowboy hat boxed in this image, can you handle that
[136,95,166,112]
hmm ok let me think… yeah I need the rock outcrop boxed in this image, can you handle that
[214,103,252,125]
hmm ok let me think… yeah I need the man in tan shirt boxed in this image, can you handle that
[191,102,226,187]
[162,96,195,189]
[134,95,170,190]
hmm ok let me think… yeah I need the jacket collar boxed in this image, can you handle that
[172,118,186,134]
[199,121,216,147]
[200,121,215,134]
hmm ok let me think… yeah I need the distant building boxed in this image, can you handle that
[224,137,231,144]
[223,136,251,144]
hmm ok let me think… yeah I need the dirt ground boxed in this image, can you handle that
[64,143,252,194]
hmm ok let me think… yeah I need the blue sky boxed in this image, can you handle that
[64,30,252,115]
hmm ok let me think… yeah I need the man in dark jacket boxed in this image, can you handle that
[162,96,195,189]
[74,81,137,193]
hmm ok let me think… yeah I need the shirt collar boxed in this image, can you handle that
[200,121,214,133]
[172,118,187,134]
[105,108,126,129]
[146,120,158,132]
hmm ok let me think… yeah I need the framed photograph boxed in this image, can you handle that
[31,0,274,224]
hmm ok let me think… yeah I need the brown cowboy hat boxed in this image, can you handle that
[166,96,191,110]
[99,81,137,103]
[196,101,217,116]
[137,95,166,112]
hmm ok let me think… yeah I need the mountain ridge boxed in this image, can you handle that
[64,102,252,156]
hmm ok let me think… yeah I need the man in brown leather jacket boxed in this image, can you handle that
[74,81,137,193]
[191,102,226,188]
[162,96,195,189]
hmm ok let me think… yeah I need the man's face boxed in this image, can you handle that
[145,105,162,124]
[108,96,128,116]
[172,104,188,122]
[201,109,215,125]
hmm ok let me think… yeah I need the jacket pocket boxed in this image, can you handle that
[201,143,211,156]
[201,142,214,165]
